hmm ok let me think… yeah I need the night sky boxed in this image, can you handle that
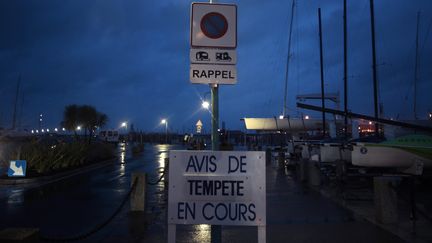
[0,0,431,133]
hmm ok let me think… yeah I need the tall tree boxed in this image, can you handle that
[61,105,79,138]
[61,104,108,143]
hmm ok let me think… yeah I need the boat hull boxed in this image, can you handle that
[352,144,432,168]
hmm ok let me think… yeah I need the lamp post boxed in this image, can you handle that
[39,113,43,131]
[161,119,168,144]
[121,122,128,132]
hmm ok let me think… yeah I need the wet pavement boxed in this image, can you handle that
[0,144,405,242]
[0,143,175,240]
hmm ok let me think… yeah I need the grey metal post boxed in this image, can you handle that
[211,84,219,151]
[211,84,221,242]
[318,8,326,137]
[343,0,348,138]
[369,0,380,137]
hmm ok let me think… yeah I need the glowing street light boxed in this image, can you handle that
[161,119,168,144]
[279,115,284,119]
[121,122,127,128]
[54,128,58,132]
[304,115,310,120]
[76,126,81,131]
[202,101,210,110]
[62,127,66,131]
[46,128,50,132]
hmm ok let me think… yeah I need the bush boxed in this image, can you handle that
[5,140,115,176]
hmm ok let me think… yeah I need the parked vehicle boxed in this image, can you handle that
[98,130,119,143]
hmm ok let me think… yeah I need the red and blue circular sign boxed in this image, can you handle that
[200,12,228,39]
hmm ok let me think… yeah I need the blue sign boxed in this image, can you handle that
[8,160,27,177]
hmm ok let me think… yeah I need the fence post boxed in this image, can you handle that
[131,172,146,211]
[374,176,399,224]
[308,160,321,186]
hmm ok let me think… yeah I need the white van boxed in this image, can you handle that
[98,130,119,143]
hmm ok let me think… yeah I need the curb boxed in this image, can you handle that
[0,158,117,186]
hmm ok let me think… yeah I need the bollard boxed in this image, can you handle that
[0,228,39,242]
[374,176,399,224]
[298,159,308,182]
[308,161,321,186]
[335,160,346,181]
[278,150,285,169]
[131,172,146,211]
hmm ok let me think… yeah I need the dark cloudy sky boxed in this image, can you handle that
[0,0,431,133]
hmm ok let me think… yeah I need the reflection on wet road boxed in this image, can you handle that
[0,143,181,237]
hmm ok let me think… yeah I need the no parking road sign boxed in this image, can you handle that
[191,3,237,48]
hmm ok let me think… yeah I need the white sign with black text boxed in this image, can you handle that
[168,150,266,226]
[190,64,237,84]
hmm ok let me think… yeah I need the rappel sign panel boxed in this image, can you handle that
[190,64,237,84]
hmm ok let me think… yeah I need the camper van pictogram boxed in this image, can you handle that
[216,52,232,62]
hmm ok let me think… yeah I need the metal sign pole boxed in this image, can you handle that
[211,84,220,151]
[208,0,221,239]
[210,84,221,242]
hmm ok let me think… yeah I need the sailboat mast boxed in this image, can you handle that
[283,0,295,117]
[343,0,348,138]
[318,8,326,136]
[369,0,379,137]
[414,11,420,120]
[12,75,20,130]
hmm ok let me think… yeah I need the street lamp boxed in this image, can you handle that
[121,122,128,136]
[201,91,211,110]
[161,119,168,144]
[121,122,127,129]
[202,101,210,110]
